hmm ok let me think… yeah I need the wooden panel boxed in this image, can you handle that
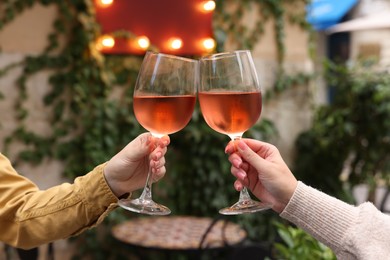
[94,0,214,55]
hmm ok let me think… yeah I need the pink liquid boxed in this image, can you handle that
[198,91,262,136]
[134,95,196,135]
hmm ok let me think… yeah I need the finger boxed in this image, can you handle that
[240,161,249,172]
[228,153,242,168]
[224,140,236,154]
[240,138,273,153]
[228,151,250,171]
[236,140,270,173]
[231,165,247,181]
[158,135,170,148]
[151,156,166,169]
[126,133,154,157]
[150,141,168,161]
[151,149,164,161]
[151,167,166,182]
[159,146,168,156]
[234,180,244,191]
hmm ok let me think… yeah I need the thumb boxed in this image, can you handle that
[236,140,267,173]
[126,133,153,159]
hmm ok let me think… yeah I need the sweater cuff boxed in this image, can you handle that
[280,181,359,253]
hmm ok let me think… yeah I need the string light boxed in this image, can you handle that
[202,38,215,51]
[169,38,183,50]
[136,36,150,50]
[96,35,115,51]
[95,1,214,54]
[202,1,215,12]
[102,35,115,48]
[97,0,114,7]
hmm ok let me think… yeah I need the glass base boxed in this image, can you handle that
[118,198,171,216]
[219,199,272,215]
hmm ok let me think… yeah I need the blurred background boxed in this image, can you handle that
[0,0,389,259]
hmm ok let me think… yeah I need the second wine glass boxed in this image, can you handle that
[118,51,198,215]
[199,50,272,215]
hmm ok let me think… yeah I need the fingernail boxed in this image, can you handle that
[232,159,242,168]
[238,170,247,179]
[146,135,152,145]
[159,139,168,147]
[234,181,243,192]
[225,145,233,154]
[154,152,162,160]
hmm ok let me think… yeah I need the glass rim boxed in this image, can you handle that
[145,51,198,63]
[200,50,251,60]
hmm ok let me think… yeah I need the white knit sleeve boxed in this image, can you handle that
[280,181,390,259]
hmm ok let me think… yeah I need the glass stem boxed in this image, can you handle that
[139,157,153,201]
[239,187,252,202]
[230,135,252,203]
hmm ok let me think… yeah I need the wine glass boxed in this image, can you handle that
[198,50,272,215]
[118,51,198,215]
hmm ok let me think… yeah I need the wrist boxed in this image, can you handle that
[103,165,125,198]
[277,179,298,213]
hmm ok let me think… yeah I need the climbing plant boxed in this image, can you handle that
[214,0,312,62]
[0,0,311,258]
[294,61,390,202]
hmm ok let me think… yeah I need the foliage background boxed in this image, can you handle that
[294,61,390,203]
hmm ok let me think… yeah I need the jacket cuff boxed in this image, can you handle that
[77,163,118,222]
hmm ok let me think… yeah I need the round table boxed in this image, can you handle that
[112,216,247,254]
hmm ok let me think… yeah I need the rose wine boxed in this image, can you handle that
[134,95,196,136]
[198,91,262,136]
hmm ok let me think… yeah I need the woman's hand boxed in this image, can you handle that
[225,139,297,213]
[104,133,170,198]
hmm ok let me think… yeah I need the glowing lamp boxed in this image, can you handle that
[202,1,215,12]
[101,35,115,48]
[96,35,115,51]
[169,38,183,50]
[96,0,114,8]
[136,36,150,50]
[202,38,215,51]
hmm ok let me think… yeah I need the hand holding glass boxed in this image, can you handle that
[199,50,272,215]
[118,52,197,215]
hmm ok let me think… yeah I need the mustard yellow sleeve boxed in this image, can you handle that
[0,153,118,249]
